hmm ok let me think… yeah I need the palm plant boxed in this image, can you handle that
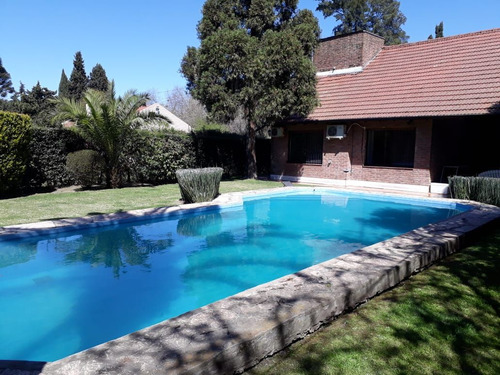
[55,82,169,188]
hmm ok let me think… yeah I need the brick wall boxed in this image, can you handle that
[313,31,385,71]
[271,119,432,187]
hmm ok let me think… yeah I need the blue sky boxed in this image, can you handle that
[2,0,499,98]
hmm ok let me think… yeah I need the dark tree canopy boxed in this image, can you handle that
[435,22,444,38]
[58,69,70,98]
[20,82,57,127]
[182,0,320,178]
[0,58,15,99]
[316,0,409,45]
[68,51,88,101]
[88,64,109,92]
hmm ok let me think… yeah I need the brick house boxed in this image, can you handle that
[270,29,500,194]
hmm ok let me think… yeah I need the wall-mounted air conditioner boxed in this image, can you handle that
[271,127,285,137]
[326,125,346,139]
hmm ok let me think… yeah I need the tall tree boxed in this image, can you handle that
[68,51,88,101]
[58,69,70,98]
[54,83,168,188]
[435,21,444,38]
[0,58,15,99]
[316,0,408,45]
[20,82,57,127]
[87,64,109,92]
[182,0,320,178]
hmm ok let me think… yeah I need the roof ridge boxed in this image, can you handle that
[382,27,500,50]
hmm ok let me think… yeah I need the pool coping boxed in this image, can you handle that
[1,187,499,375]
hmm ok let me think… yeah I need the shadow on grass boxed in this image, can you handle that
[252,223,500,375]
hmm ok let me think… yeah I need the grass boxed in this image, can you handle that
[250,224,500,375]
[0,179,282,227]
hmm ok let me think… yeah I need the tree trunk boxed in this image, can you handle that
[110,165,121,189]
[246,119,257,179]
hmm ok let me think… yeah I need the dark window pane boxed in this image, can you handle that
[365,129,415,168]
[288,131,323,164]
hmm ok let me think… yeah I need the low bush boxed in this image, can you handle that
[66,150,105,188]
[0,111,32,195]
[176,167,223,203]
[448,176,500,206]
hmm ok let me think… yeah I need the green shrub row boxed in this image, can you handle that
[125,131,197,184]
[26,127,86,189]
[448,176,500,206]
[66,150,105,188]
[176,167,223,203]
[1,124,270,196]
[0,111,32,195]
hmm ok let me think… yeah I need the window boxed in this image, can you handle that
[365,129,416,168]
[288,131,323,164]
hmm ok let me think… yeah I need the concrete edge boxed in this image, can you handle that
[1,188,498,375]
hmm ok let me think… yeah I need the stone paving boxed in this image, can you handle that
[1,188,498,375]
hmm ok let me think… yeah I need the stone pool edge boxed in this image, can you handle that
[1,189,499,375]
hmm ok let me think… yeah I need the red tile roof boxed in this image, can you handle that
[307,28,500,121]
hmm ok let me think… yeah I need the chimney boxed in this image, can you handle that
[313,31,384,72]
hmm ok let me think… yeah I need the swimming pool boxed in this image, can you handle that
[0,189,470,362]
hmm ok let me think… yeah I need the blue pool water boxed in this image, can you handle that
[0,190,469,361]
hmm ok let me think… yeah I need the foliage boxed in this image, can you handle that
[176,167,223,203]
[0,58,15,99]
[58,69,70,98]
[88,64,109,92]
[193,131,248,177]
[448,176,500,206]
[26,127,86,189]
[182,0,320,178]
[68,51,88,101]
[0,111,31,195]
[316,0,409,45]
[54,83,164,188]
[124,130,196,185]
[19,82,58,127]
[435,21,444,38]
[66,150,105,188]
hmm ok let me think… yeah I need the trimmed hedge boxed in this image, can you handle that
[66,150,105,188]
[124,131,197,184]
[176,167,223,203]
[26,127,86,189]
[0,111,32,195]
[448,176,500,206]
[2,124,271,196]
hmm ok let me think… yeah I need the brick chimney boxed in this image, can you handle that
[313,31,384,72]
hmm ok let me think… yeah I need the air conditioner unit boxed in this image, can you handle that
[326,125,346,139]
[271,127,285,137]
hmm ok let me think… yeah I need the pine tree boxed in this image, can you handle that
[435,22,444,38]
[0,58,15,98]
[58,69,70,98]
[88,64,109,92]
[68,51,88,101]
[316,0,409,45]
[20,82,57,127]
[182,0,320,178]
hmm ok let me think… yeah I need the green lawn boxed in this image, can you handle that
[250,224,500,375]
[0,179,282,227]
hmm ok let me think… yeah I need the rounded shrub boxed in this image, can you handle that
[176,167,223,203]
[66,150,105,188]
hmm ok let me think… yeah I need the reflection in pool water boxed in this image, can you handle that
[0,192,467,361]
